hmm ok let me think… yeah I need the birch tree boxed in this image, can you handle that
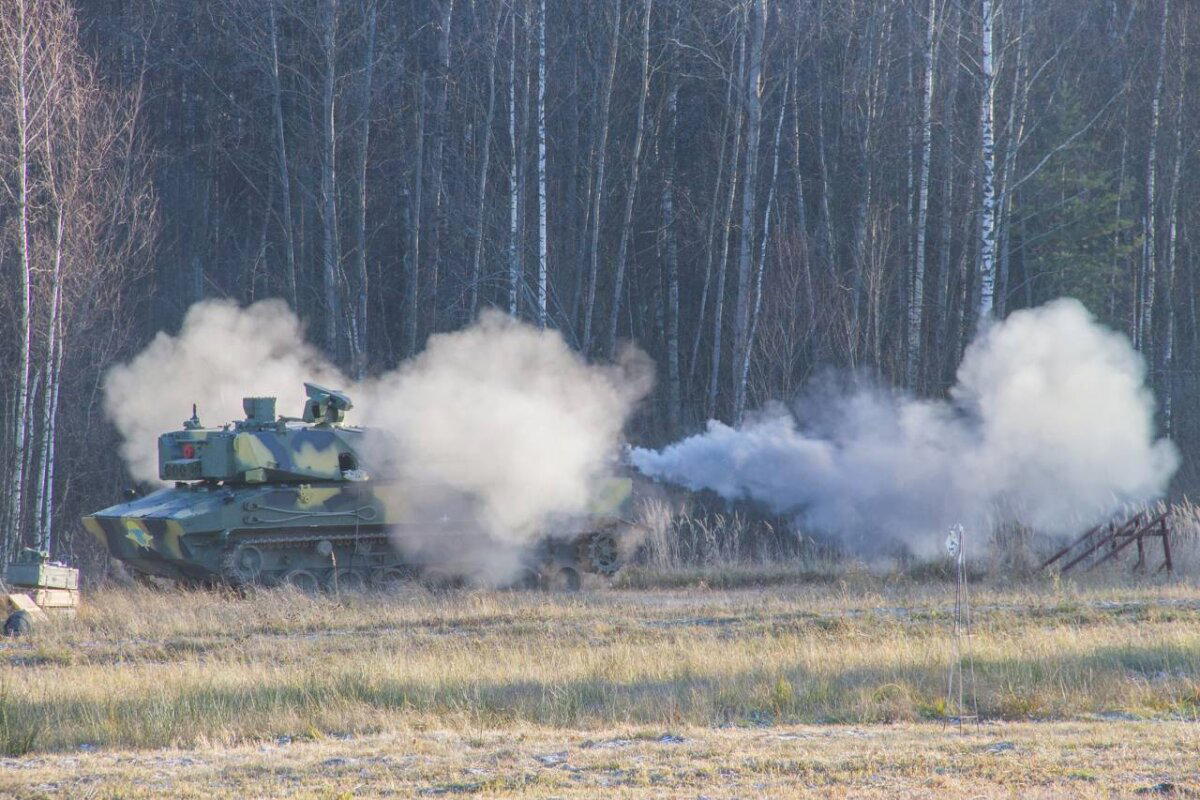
[507,5,522,316]
[1139,0,1170,352]
[1161,15,1186,431]
[603,0,653,357]
[268,0,298,308]
[905,0,937,388]
[731,0,768,421]
[580,0,621,351]
[534,0,548,328]
[349,0,377,378]
[660,11,681,434]
[470,6,504,317]
[976,0,997,321]
[0,0,38,556]
[319,0,342,354]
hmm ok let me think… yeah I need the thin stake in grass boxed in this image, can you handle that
[945,524,979,727]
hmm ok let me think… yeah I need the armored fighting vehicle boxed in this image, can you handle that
[83,383,631,591]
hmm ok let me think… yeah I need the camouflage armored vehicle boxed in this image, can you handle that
[83,383,632,591]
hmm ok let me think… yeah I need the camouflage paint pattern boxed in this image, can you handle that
[85,384,634,587]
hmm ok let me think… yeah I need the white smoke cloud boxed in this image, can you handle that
[102,300,652,581]
[631,299,1179,553]
[103,299,346,482]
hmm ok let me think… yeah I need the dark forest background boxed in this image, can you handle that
[0,0,1195,567]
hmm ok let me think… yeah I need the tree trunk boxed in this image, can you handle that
[507,7,522,316]
[735,75,789,424]
[905,0,936,389]
[976,0,997,321]
[406,76,426,354]
[320,0,341,355]
[731,0,767,421]
[470,7,504,316]
[34,201,63,553]
[1140,0,1170,352]
[268,0,298,309]
[687,38,738,391]
[603,0,653,357]
[994,0,1028,319]
[580,0,620,351]
[1162,18,1186,432]
[428,0,455,326]
[661,76,681,434]
[350,0,376,378]
[534,0,548,328]
[790,45,814,329]
[8,0,33,555]
[707,17,747,420]
[936,0,962,386]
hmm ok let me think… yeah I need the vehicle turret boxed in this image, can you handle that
[157,383,364,484]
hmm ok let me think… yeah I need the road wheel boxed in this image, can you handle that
[420,569,459,593]
[586,531,622,575]
[221,544,265,585]
[370,566,415,593]
[547,566,581,593]
[282,569,321,594]
[3,611,32,637]
[508,567,541,591]
[331,568,367,594]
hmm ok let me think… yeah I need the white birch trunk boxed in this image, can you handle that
[603,0,653,357]
[976,0,998,321]
[1139,0,1170,352]
[407,77,426,351]
[33,203,62,552]
[906,0,936,389]
[731,0,767,420]
[268,0,298,308]
[39,327,61,553]
[507,7,521,316]
[661,80,681,434]
[535,0,548,328]
[1162,24,1185,431]
[688,48,736,388]
[789,60,814,327]
[8,0,33,555]
[320,0,341,354]
[994,0,1028,320]
[351,0,376,378]
[707,21,747,419]
[426,0,455,317]
[735,75,788,424]
[470,8,503,317]
[580,1,620,348]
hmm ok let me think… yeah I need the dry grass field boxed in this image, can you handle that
[2,572,1200,797]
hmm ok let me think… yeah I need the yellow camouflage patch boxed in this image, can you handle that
[588,477,632,514]
[163,520,186,558]
[297,485,340,508]
[293,442,341,478]
[122,518,153,549]
[233,433,277,471]
[82,516,107,546]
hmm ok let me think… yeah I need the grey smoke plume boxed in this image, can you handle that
[631,299,1179,552]
[103,299,652,581]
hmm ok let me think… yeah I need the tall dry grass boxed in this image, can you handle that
[2,578,1200,754]
[626,496,1200,587]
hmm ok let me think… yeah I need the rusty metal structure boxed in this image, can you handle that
[1041,511,1173,575]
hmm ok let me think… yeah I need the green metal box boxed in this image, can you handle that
[5,549,79,590]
